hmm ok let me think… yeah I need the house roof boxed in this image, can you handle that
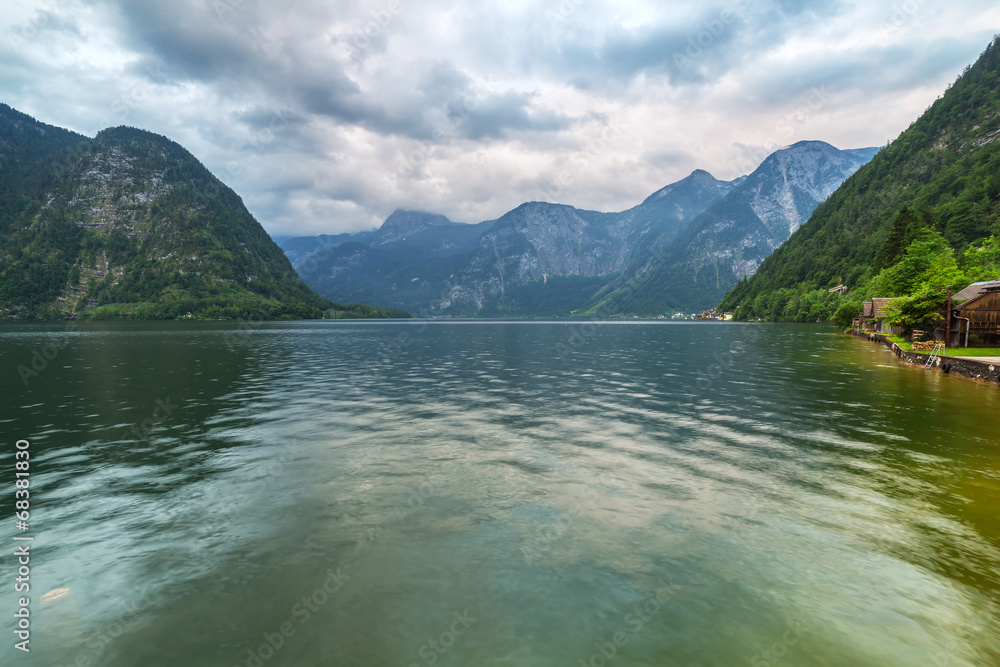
[953,279,1000,303]
[954,286,1000,313]
[862,301,874,317]
[872,297,896,318]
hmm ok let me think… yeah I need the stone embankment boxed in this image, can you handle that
[853,331,1000,385]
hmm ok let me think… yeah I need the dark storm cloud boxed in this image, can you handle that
[593,9,748,85]
[110,1,388,126]
[521,0,851,90]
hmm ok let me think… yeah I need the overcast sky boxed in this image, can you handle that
[2,1,998,235]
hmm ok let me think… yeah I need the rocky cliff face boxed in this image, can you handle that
[683,141,879,278]
[595,142,880,315]
[282,142,878,316]
[623,168,745,246]
[741,141,881,241]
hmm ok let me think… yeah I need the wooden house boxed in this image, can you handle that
[952,286,1000,347]
[854,301,874,332]
[871,298,899,335]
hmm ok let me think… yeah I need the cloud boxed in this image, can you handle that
[447,90,575,140]
[0,0,997,235]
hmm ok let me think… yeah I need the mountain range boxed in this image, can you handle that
[281,141,879,317]
[12,34,999,325]
[0,103,408,320]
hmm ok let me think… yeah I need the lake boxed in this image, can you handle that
[2,321,1000,666]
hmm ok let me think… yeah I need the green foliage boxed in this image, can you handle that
[875,207,931,271]
[865,229,965,299]
[720,36,1000,320]
[726,282,845,322]
[870,230,965,332]
[832,299,863,328]
[834,229,967,333]
[326,303,412,319]
[962,235,1000,283]
[882,289,947,332]
[733,229,971,329]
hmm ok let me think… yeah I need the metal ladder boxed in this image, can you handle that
[924,344,945,368]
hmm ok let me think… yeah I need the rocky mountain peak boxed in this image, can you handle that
[375,209,456,245]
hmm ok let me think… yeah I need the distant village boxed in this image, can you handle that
[600,309,734,321]
[671,308,734,321]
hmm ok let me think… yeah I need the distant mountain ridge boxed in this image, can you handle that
[284,141,877,316]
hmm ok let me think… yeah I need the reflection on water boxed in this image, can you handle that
[2,321,999,666]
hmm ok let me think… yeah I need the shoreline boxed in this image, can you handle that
[851,331,1000,386]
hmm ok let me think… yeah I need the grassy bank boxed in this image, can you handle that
[886,335,999,357]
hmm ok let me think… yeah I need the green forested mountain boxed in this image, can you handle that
[720,37,1000,321]
[0,104,408,320]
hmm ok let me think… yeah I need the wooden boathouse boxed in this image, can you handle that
[952,285,1000,347]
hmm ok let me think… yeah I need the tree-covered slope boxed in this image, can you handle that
[0,104,407,319]
[720,37,1000,320]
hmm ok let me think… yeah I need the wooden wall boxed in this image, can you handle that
[958,290,1000,345]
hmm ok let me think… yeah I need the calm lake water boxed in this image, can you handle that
[2,321,1000,666]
